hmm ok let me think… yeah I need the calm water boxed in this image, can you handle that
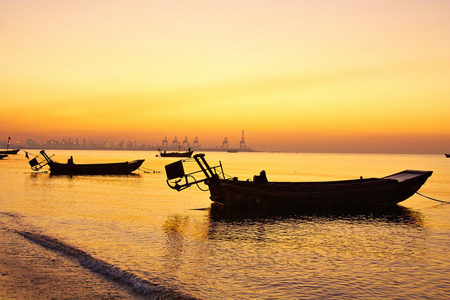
[1,150,450,299]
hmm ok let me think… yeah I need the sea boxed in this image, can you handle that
[1,150,450,299]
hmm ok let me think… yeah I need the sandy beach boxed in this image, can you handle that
[0,218,137,299]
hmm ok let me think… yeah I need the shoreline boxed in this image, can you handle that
[0,218,137,299]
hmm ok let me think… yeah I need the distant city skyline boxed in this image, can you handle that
[2,133,448,154]
[0,134,252,151]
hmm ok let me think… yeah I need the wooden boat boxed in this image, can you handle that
[28,150,144,175]
[0,149,20,155]
[165,154,433,209]
[158,148,193,158]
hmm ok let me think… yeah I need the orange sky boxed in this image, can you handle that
[1,0,449,153]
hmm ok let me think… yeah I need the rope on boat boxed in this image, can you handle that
[188,174,209,192]
[138,167,161,174]
[416,192,450,204]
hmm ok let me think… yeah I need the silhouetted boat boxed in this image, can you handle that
[445,154,450,158]
[0,149,20,155]
[165,154,433,209]
[0,154,7,159]
[158,148,193,158]
[28,150,144,175]
[227,149,239,153]
[0,137,20,155]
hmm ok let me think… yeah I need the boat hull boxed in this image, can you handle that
[0,149,20,155]
[206,170,432,208]
[160,150,193,158]
[48,159,144,175]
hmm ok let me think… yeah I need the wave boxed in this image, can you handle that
[0,211,20,218]
[17,230,196,300]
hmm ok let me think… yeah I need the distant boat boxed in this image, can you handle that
[0,137,20,155]
[227,149,239,153]
[158,148,193,158]
[165,153,433,209]
[28,150,144,175]
[445,154,450,158]
[0,154,7,159]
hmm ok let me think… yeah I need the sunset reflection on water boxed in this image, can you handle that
[1,150,449,299]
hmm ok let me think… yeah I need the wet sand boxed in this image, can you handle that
[0,225,137,299]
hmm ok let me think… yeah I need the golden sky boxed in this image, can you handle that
[1,0,449,153]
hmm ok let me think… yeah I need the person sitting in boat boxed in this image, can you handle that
[253,170,268,183]
[68,156,74,165]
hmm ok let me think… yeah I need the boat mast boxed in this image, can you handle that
[39,150,53,164]
[193,154,216,179]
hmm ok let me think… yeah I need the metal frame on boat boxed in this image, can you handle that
[165,154,433,209]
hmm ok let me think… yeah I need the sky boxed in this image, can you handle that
[1,0,449,153]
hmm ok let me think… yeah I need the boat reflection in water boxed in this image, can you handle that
[207,203,423,226]
[205,203,426,268]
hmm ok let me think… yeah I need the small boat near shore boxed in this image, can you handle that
[165,154,433,209]
[0,154,7,159]
[445,154,450,158]
[28,150,144,175]
[158,148,193,158]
